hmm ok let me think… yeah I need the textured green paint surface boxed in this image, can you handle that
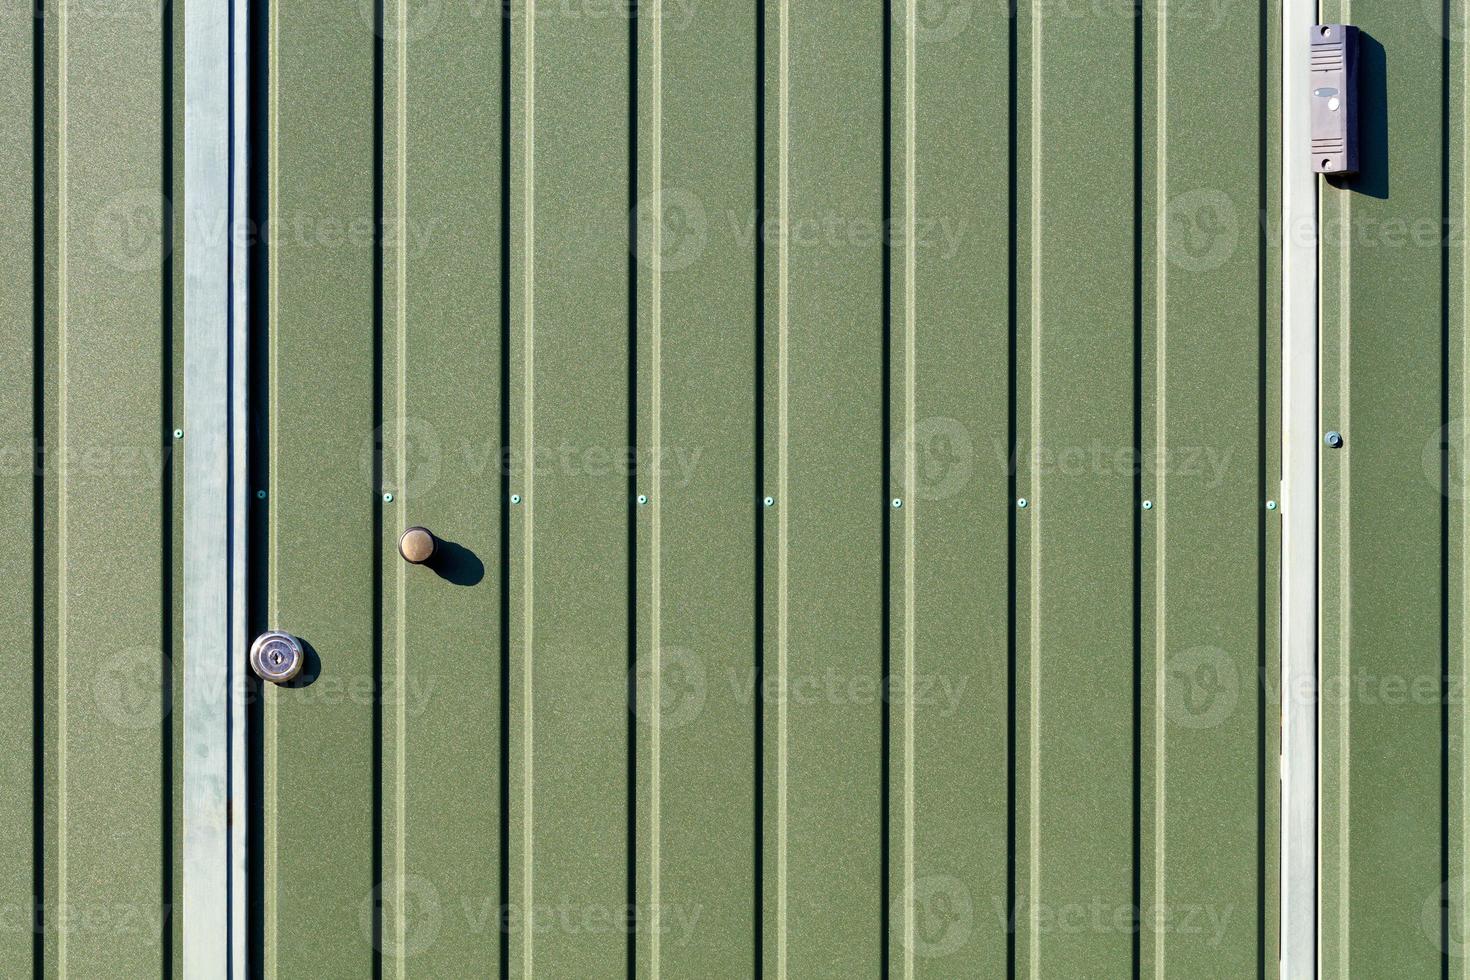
[0,1,35,973]
[764,5,887,975]
[0,0,186,976]
[265,0,377,972]
[887,3,1012,976]
[46,0,179,975]
[635,2,760,976]
[379,0,505,975]
[1143,4,1278,977]
[1021,8,1138,976]
[509,3,632,976]
[1319,3,1457,976]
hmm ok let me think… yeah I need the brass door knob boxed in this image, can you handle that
[250,631,305,684]
[398,526,437,565]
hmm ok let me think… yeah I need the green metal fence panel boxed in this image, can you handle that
[886,3,1013,978]
[257,2,1278,975]
[762,4,888,976]
[1015,7,1140,975]
[1142,5,1281,978]
[1318,2,1461,975]
[378,0,505,976]
[0,0,37,972]
[262,0,378,972]
[633,2,760,977]
[508,2,634,977]
[0,0,184,976]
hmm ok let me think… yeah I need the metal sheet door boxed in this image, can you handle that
[1317,2,1470,974]
[257,2,1281,977]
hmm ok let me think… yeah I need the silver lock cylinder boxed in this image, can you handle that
[250,631,305,684]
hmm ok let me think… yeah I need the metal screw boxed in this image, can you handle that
[383,492,394,503]
[1143,500,1154,511]
[763,496,775,508]
[637,494,649,506]
[1324,431,1344,449]
[891,498,904,509]
[173,429,184,440]
[510,494,522,505]
[1267,500,1278,512]
[256,490,267,500]
[1017,498,1029,509]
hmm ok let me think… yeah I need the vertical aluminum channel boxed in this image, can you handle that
[182,0,243,971]
[1282,1,1320,977]
[228,0,250,969]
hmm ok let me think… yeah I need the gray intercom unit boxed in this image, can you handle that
[1311,24,1360,176]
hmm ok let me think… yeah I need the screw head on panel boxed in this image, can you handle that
[891,498,904,509]
[763,496,775,508]
[1267,500,1278,511]
[1143,500,1154,511]
[1017,498,1029,509]
[1324,431,1344,449]
[510,494,522,505]
[173,429,184,440]
[637,495,649,506]
[383,492,395,503]
[256,490,267,500]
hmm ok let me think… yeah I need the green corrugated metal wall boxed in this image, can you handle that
[261,1,1281,976]
[0,0,184,976]
[1318,1,1470,975]
[3,1,1285,977]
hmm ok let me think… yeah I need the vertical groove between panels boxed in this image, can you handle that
[31,0,45,967]
[521,2,537,976]
[776,1,790,975]
[1026,2,1042,974]
[1462,0,1470,967]
[901,0,917,976]
[54,1,67,972]
[1445,2,1456,975]
[392,0,409,973]
[1335,11,1353,975]
[265,0,281,962]
[648,2,663,976]
[1337,86,1352,980]
[1252,2,1269,973]
[1152,9,1168,980]
[1005,0,1019,974]
[752,0,766,971]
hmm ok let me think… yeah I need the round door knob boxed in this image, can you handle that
[250,631,304,684]
[398,526,438,565]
